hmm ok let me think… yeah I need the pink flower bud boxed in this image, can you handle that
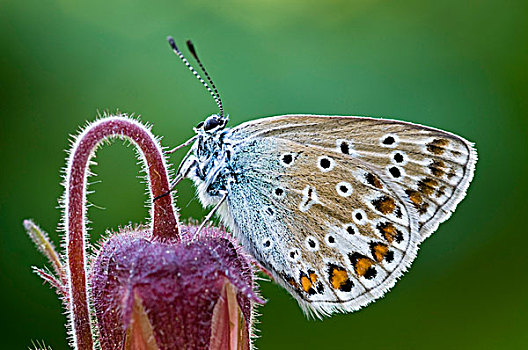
[92,226,262,349]
[24,115,263,349]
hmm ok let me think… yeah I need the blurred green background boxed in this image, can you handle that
[1,0,527,349]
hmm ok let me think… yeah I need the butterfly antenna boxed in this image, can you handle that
[185,40,224,118]
[167,36,224,117]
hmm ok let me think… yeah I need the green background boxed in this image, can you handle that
[1,0,527,349]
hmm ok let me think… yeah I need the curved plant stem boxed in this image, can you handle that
[64,116,179,349]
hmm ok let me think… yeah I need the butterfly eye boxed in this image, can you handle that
[203,116,222,131]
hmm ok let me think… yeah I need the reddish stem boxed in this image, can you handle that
[65,116,179,349]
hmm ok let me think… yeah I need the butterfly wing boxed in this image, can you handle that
[216,115,476,317]
[230,115,477,240]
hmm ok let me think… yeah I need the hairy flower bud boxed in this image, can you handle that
[24,115,262,349]
[92,226,261,349]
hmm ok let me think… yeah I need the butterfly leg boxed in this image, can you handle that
[155,150,199,201]
[192,191,228,240]
[153,173,184,201]
[166,135,197,154]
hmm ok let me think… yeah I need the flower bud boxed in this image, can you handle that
[92,226,262,349]
[24,115,263,349]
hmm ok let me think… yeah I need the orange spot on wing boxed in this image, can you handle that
[287,277,298,289]
[429,160,446,177]
[355,257,374,277]
[330,268,348,290]
[418,178,439,197]
[366,173,383,189]
[309,272,317,283]
[405,189,423,207]
[301,275,313,293]
[373,196,396,214]
[377,222,402,244]
[371,244,389,262]
[427,138,449,155]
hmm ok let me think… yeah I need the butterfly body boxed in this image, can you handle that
[177,113,476,318]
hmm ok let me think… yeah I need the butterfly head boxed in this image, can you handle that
[194,114,229,134]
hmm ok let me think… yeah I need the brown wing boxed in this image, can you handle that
[221,114,476,317]
[231,114,477,240]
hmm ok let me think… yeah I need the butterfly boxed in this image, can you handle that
[166,37,477,318]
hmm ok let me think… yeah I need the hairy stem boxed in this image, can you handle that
[64,116,179,349]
